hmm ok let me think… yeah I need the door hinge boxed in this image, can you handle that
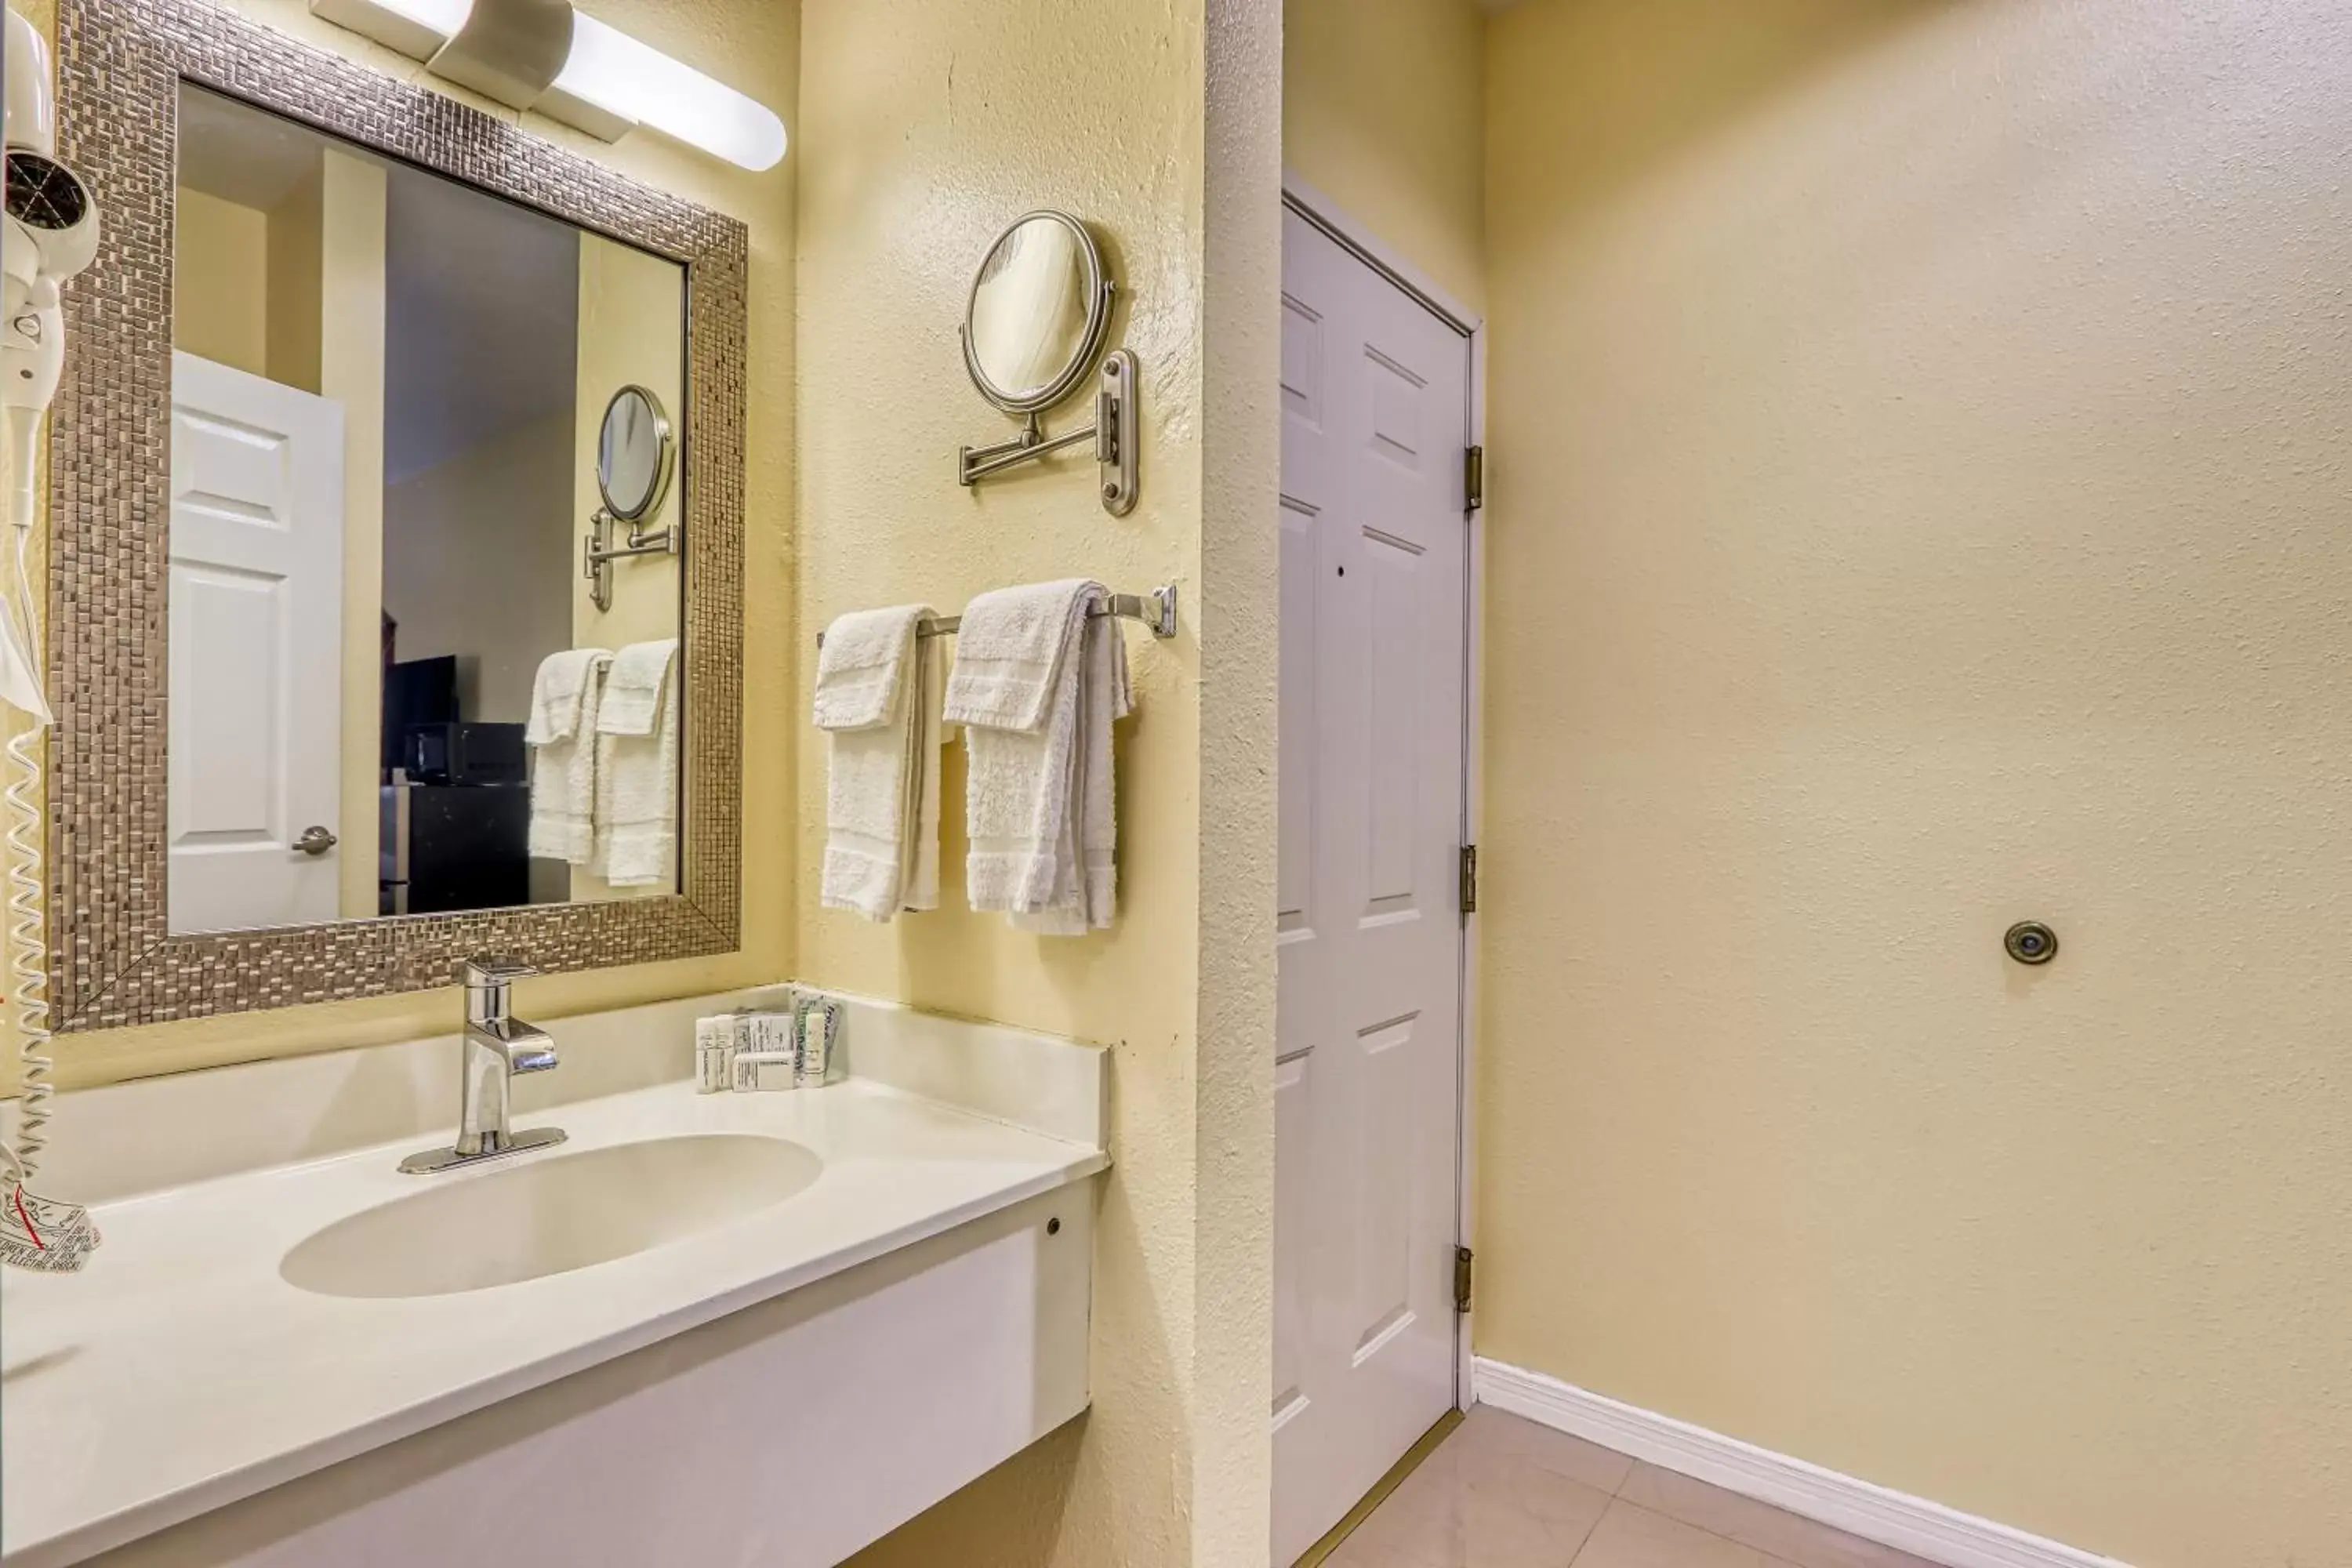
[1458,844,1478,916]
[1465,445,1485,512]
[1454,1246,1475,1314]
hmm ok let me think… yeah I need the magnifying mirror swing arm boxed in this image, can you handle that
[583,509,678,614]
[954,211,1138,516]
[959,348,1139,516]
[583,385,681,613]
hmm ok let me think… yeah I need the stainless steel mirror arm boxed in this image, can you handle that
[583,508,682,613]
[958,349,1140,517]
[959,416,1098,481]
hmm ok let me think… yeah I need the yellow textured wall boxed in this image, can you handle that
[172,189,270,377]
[1282,0,1485,311]
[796,0,1276,1560]
[262,158,321,393]
[319,149,387,921]
[49,0,798,1086]
[1481,2,2352,1564]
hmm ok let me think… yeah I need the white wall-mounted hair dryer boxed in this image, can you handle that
[0,5,92,730]
[2,151,96,493]
[3,7,95,548]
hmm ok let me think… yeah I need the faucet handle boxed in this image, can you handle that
[458,956,539,988]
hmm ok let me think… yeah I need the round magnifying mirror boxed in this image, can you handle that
[597,385,676,524]
[962,211,1112,415]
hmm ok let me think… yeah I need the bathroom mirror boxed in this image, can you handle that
[961,211,1111,413]
[955,210,1140,514]
[45,0,750,1026]
[597,386,675,523]
[168,84,689,933]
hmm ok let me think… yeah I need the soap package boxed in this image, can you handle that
[694,1014,735,1092]
[730,1011,800,1091]
[696,993,844,1093]
[793,993,844,1088]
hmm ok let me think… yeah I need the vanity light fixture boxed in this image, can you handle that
[309,0,787,171]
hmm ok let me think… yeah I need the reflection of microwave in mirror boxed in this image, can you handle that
[376,651,533,916]
[162,83,688,937]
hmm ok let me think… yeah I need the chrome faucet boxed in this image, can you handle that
[399,959,568,1174]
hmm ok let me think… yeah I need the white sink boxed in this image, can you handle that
[280,1134,824,1299]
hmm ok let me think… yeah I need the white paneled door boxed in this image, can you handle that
[1273,205,1473,1566]
[168,352,347,935]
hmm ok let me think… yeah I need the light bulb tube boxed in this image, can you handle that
[552,13,786,172]
[370,0,474,35]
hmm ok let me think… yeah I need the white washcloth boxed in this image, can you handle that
[814,604,917,730]
[947,581,1131,935]
[817,605,942,920]
[942,577,1094,734]
[593,638,679,887]
[598,636,673,736]
[524,647,611,865]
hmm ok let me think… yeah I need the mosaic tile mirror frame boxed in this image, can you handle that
[45,0,748,1028]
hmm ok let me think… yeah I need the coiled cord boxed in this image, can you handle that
[5,504,48,1179]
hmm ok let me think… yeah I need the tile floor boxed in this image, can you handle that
[1324,1407,1950,1568]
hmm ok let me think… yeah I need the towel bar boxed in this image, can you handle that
[818,586,1178,648]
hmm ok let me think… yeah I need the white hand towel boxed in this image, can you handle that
[1014,610,1131,935]
[525,647,611,866]
[949,581,1131,935]
[593,638,679,887]
[816,605,942,920]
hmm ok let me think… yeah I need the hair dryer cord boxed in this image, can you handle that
[2,431,48,1181]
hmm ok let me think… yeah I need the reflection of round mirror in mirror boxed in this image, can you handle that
[963,212,1111,414]
[597,385,675,523]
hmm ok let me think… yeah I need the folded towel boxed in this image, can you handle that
[525,648,612,865]
[593,638,679,887]
[817,605,942,920]
[949,581,1131,935]
[942,578,1094,735]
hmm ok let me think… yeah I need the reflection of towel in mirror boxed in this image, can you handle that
[524,648,612,866]
[592,638,680,887]
[946,580,1130,935]
[815,604,941,921]
[975,218,1084,394]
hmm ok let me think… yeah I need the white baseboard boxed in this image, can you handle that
[1472,1359,2135,1568]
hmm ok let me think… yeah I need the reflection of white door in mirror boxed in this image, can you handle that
[167,352,347,934]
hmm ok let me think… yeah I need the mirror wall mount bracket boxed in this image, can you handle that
[583,511,681,614]
[424,0,573,114]
[957,349,1141,517]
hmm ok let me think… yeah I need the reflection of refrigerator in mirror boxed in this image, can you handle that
[377,651,532,915]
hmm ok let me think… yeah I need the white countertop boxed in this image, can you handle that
[1,1076,1107,1566]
